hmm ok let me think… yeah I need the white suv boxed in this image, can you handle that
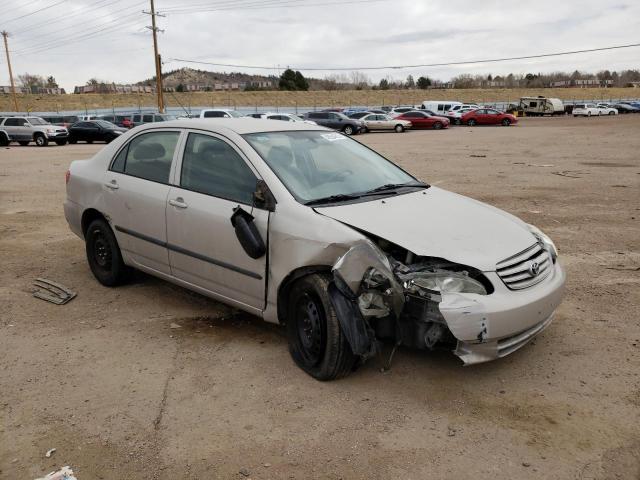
[572,104,601,117]
[199,109,244,118]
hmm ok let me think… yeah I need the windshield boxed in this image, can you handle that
[27,117,48,125]
[243,131,421,204]
[228,111,244,118]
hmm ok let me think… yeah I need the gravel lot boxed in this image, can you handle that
[1,115,639,479]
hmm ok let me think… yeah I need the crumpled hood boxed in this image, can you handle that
[315,186,537,271]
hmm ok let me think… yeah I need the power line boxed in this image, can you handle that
[167,42,640,72]
[3,0,70,25]
[160,0,389,14]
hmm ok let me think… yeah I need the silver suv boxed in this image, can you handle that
[0,116,69,146]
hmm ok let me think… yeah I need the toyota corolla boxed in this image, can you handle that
[64,119,565,380]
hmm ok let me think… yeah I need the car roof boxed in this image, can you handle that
[136,118,330,134]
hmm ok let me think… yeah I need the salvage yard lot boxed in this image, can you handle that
[1,116,639,479]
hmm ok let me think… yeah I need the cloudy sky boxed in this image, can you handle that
[2,0,639,90]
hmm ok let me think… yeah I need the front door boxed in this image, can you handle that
[103,129,182,274]
[166,131,268,311]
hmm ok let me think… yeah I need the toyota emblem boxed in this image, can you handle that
[528,261,540,276]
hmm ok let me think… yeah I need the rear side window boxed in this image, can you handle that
[113,131,180,183]
[203,111,225,118]
[142,114,154,122]
[5,118,26,126]
[180,133,257,204]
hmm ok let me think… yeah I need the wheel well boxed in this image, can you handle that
[81,208,106,238]
[277,265,332,324]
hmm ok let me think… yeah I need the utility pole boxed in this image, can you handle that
[144,0,165,113]
[1,31,19,112]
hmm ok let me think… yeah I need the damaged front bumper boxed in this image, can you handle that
[330,240,566,366]
[439,264,565,364]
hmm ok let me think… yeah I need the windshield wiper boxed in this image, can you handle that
[363,182,429,195]
[304,193,362,206]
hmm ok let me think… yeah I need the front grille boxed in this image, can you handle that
[496,243,551,290]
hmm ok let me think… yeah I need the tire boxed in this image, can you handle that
[587,111,592,117]
[55,140,67,146]
[287,273,357,381]
[502,118,511,126]
[394,124,404,133]
[432,122,443,130]
[69,138,77,144]
[0,135,8,147]
[467,119,477,126]
[18,141,30,146]
[85,218,131,287]
[34,134,48,147]
[342,125,354,136]
[608,111,615,115]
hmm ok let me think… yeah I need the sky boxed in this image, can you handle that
[1,0,640,91]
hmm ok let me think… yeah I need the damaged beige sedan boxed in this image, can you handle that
[64,119,565,380]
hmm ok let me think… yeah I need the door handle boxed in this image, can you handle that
[104,179,119,190]
[169,197,188,209]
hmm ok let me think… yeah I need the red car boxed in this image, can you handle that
[461,108,517,126]
[397,111,450,130]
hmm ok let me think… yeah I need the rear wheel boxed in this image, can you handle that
[467,119,477,126]
[34,134,48,147]
[287,274,357,381]
[342,125,354,136]
[502,118,511,126]
[85,218,131,286]
[587,111,592,117]
[394,124,404,133]
[0,135,9,146]
[432,122,443,130]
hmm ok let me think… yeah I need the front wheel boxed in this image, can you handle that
[432,122,443,130]
[35,134,48,147]
[342,125,354,136]
[608,111,615,115]
[467,119,477,126]
[394,124,405,133]
[502,118,511,126]
[287,274,357,381]
[85,218,131,286]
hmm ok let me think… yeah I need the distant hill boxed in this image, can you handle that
[137,67,279,88]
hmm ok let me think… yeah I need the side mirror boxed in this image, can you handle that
[253,179,276,211]
[230,206,266,259]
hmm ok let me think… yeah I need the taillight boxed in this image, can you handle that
[65,170,71,184]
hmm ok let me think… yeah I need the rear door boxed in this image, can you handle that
[3,117,29,140]
[103,129,182,274]
[166,131,268,311]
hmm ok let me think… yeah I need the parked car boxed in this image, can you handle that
[388,107,420,118]
[0,116,68,146]
[78,115,99,121]
[303,111,363,135]
[245,113,267,119]
[572,104,601,117]
[448,104,479,114]
[613,103,640,114]
[68,120,127,144]
[264,112,317,125]
[595,104,618,115]
[40,115,80,128]
[445,107,477,125]
[98,114,134,128]
[131,113,175,127]
[396,111,449,129]
[461,109,517,126]
[64,118,565,380]
[359,113,411,133]
[199,109,244,119]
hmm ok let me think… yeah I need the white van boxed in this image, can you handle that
[421,101,462,114]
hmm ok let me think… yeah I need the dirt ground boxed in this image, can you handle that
[1,115,639,480]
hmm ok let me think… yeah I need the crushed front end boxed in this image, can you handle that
[329,237,565,366]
